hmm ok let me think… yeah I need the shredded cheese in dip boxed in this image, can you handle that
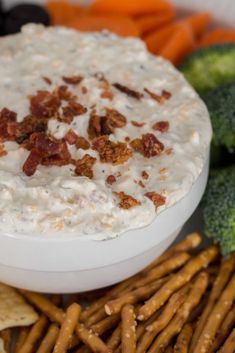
[0,24,212,239]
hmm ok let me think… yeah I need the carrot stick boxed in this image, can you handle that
[159,23,195,65]
[90,0,173,16]
[184,12,211,38]
[144,23,176,54]
[135,12,174,36]
[67,14,140,37]
[199,28,235,47]
[45,1,82,26]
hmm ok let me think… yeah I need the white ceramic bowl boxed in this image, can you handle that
[0,151,209,293]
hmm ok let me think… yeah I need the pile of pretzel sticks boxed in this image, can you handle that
[1,232,235,353]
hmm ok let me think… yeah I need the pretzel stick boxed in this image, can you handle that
[105,277,168,315]
[18,316,49,353]
[20,291,110,353]
[136,310,161,342]
[15,328,30,353]
[76,325,110,353]
[136,285,189,353]
[190,254,235,351]
[192,275,235,353]
[133,252,190,288]
[209,305,235,353]
[173,323,193,353]
[36,324,59,353]
[217,328,235,353]
[53,303,81,353]
[138,245,219,321]
[145,233,201,271]
[80,277,135,322]
[121,305,136,353]
[148,271,208,353]
[86,308,107,327]
[0,329,12,353]
[91,314,120,336]
[106,324,121,351]
[20,291,65,324]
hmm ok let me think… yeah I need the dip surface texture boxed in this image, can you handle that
[0,25,212,239]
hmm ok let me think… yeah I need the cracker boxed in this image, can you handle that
[0,283,38,330]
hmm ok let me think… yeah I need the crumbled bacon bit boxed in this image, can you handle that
[88,109,126,139]
[152,121,169,133]
[106,175,116,185]
[42,77,52,85]
[131,121,145,127]
[94,72,106,81]
[125,137,130,142]
[75,154,96,179]
[105,108,126,129]
[76,137,90,150]
[92,136,132,165]
[62,100,87,124]
[0,108,17,141]
[81,86,88,94]
[114,192,141,209]
[113,83,143,100]
[138,180,145,188]
[142,171,149,180]
[64,129,79,145]
[130,133,164,158]
[23,149,42,176]
[145,192,166,209]
[22,133,71,175]
[0,144,7,157]
[88,111,102,139]
[56,85,73,101]
[144,88,171,104]
[62,76,83,85]
[30,90,60,118]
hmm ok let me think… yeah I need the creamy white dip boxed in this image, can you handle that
[0,24,212,239]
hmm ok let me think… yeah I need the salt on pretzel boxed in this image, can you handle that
[121,305,136,353]
[53,303,81,353]
[148,271,208,353]
[137,245,219,321]
[190,253,235,351]
[36,324,59,353]
[136,285,189,353]
[18,316,49,353]
[192,275,235,353]
[173,323,193,353]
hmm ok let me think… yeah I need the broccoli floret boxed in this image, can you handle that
[180,44,235,94]
[202,81,235,153]
[202,166,235,256]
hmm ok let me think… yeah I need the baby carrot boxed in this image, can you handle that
[199,28,235,47]
[135,11,174,35]
[67,14,140,37]
[159,23,195,65]
[90,0,173,16]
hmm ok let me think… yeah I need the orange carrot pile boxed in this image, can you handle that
[45,0,235,66]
